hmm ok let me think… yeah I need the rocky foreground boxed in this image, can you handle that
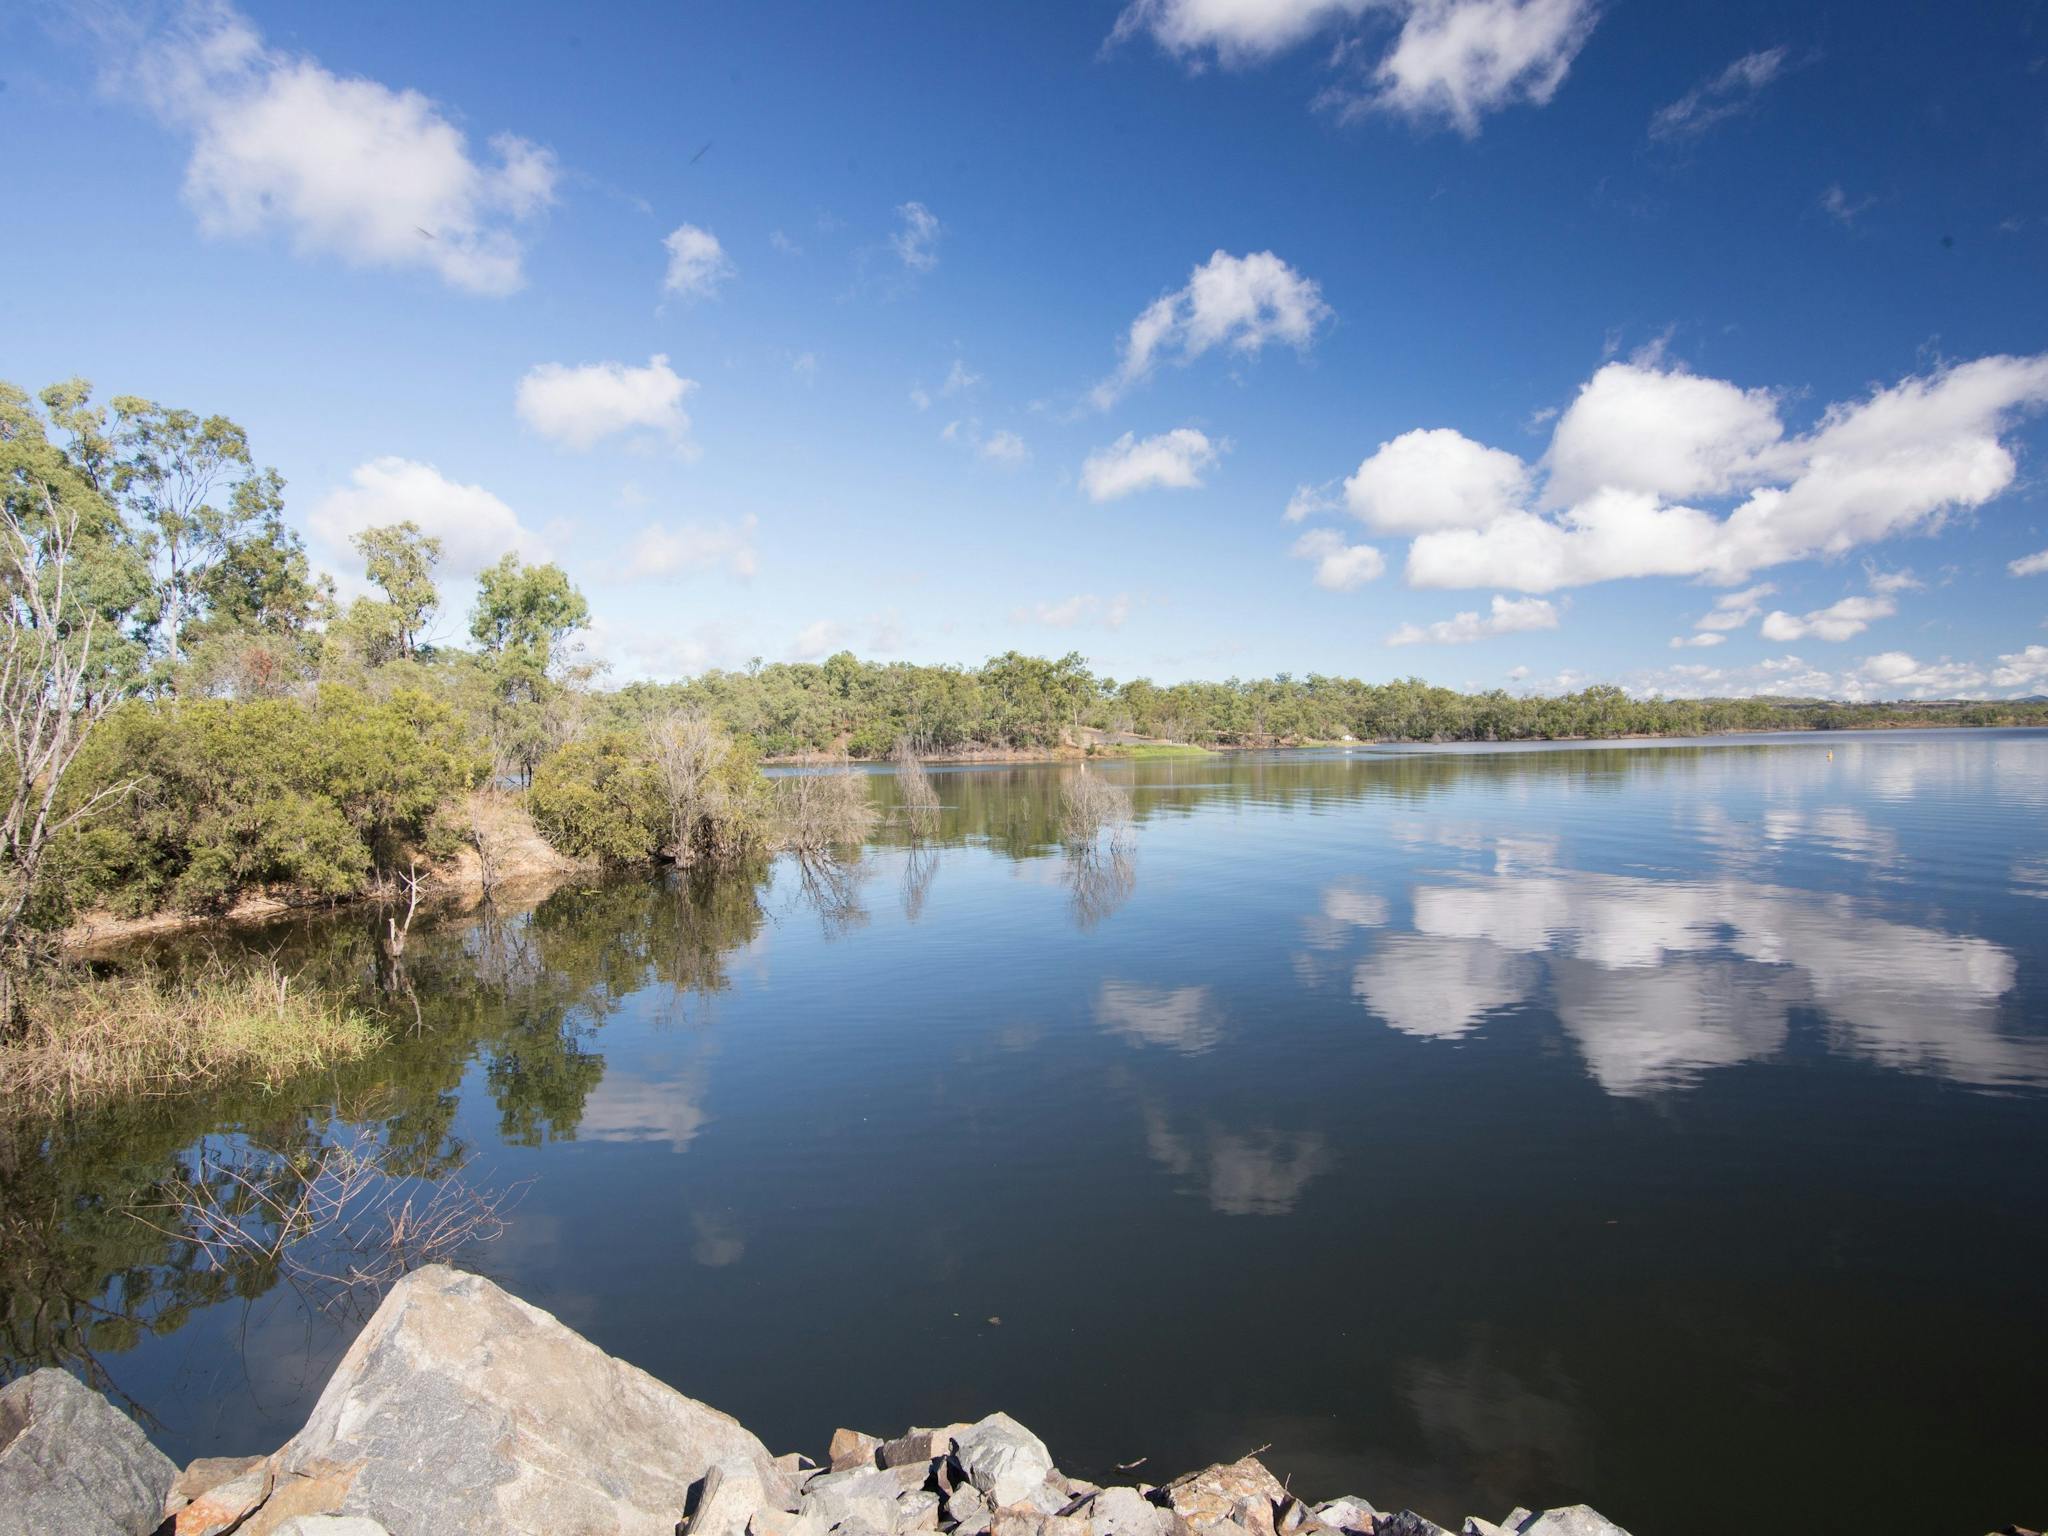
[0,1265,1633,1536]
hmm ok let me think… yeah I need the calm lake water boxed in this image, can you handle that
[8,732,2047,1535]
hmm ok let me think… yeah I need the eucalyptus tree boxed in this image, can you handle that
[0,384,153,968]
[108,395,286,667]
[469,554,591,783]
[353,521,442,659]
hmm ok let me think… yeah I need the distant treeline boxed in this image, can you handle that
[594,655,2048,758]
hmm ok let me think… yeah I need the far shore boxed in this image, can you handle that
[56,719,2046,954]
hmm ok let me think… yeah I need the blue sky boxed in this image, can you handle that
[6,0,2048,698]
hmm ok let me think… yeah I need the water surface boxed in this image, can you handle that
[7,732,2046,1535]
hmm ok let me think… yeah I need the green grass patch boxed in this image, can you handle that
[1108,743,1215,759]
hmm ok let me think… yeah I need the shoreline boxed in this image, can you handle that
[55,720,2046,952]
[0,1264,1638,1536]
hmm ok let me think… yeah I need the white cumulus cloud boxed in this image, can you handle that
[1694,582,1776,631]
[1112,0,1598,135]
[309,457,547,579]
[1345,427,1531,533]
[1109,0,1376,62]
[1377,353,2048,592]
[1081,429,1224,501]
[1759,595,1896,643]
[1543,362,1785,506]
[1093,250,1329,408]
[2011,548,2048,577]
[1387,593,1558,645]
[1363,0,1600,136]
[1991,644,2048,692]
[1291,529,1386,590]
[662,223,733,299]
[131,2,555,295]
[1669,632,1727,649]
[516,354,697,452]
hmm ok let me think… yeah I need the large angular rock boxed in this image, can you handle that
[953,1413,1057,1511]
[879,1428,957,1470]
[1515,1510,1631,1536]
[1314,1498,1380,1536]
[1371,1516,1451,1536]
[799,1463,928,1533]
[0,1367,176,1536]
[831,1429,885,1473]
[1160,1458,1288,1531]
[1090,1486,1172,1536]
[270,1264,793,1536]
[176,1465,274,1535]
[990,1512,1090,1536]
[947,1482,993,1534]
[166,1454,269,1517]
[271,1521,393,1536]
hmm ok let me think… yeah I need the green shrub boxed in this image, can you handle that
[527,731,664,863]
[529,718,777,867]
[50,685,484,917]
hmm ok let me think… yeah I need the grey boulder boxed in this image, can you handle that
[1091,1486,1173,1536]
[270,1264,793,1536]
[953,1413,1058,1510]
[0,1367,176,1536]
[1515,1510,1632,1536]
[800,1463,928,1533]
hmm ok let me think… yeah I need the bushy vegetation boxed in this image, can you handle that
[54,687,482,917]
[529,714,775,868]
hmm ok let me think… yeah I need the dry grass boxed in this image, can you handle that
[0,960,383,1112]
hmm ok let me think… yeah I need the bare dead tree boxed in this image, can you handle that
[0,487,133,991]
[647,709,759,863]
[1060,770,1136,928]
[381,859,422,961]
[894,737,940,839]
[1060,769,1133,850]
[468,797,503,901]
[776,761,877,854]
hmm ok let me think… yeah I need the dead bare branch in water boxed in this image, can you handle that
[895,737,940,839]
[1061,770,1136,926]
[131,1131,522,1319]
[776,760,878,853]
[1060,769,1133,850]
